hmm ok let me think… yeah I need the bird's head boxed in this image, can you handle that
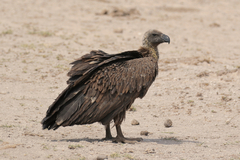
[141,30,170,59]
[142,30,170,48]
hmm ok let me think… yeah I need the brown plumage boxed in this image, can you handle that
[41,30,170,143]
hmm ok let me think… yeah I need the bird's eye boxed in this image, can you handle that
[152,34,157,36]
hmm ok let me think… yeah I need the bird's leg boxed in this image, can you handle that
[102,123,113,140]
[112,124,143,144]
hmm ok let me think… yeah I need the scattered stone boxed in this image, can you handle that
[96,155,108,160]
[226,118,231,125]
[164,119,172,128]
[96,8,140,17]
[145,149,155,154]
[196,92,202,97]
[209,22,220,27]
[196,71,209,77]
[140,131,149,136]
[111,8,140,17]
[221,96,232,102]
[131,119,139,125]
[114,29,123,34]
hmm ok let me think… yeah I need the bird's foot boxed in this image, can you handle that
[112,136,143,144]
[102,135,113,141]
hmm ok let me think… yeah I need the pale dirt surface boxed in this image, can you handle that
[0,0,240,159]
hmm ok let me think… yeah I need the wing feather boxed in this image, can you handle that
[41,49,157,130]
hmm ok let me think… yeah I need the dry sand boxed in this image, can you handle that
[0,0,240,159]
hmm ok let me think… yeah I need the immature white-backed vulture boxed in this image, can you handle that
[41,30,170,143]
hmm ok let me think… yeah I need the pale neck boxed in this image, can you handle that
[142,42,159,59]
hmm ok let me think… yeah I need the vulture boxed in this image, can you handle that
[41,30,170,143]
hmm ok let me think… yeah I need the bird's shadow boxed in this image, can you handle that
[143,138,199,145]
[51,137,199,145]
[52,138,102,143]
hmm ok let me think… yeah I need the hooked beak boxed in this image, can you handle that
[161,34,170,44]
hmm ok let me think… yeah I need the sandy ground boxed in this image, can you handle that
[0,0,240,159]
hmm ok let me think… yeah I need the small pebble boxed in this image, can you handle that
[226,118,231,125]
[114,29,123,33]
[131,119,139,125]
[145,149,156,154]
[196,92,203,97]
[96,155,108,160]
[140,131,149,136]
[164,119,172,127]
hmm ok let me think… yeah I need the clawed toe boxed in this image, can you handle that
[104,124,143,144]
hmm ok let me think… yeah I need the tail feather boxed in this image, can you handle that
[41,84,85,130]
[55,94,85,126]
